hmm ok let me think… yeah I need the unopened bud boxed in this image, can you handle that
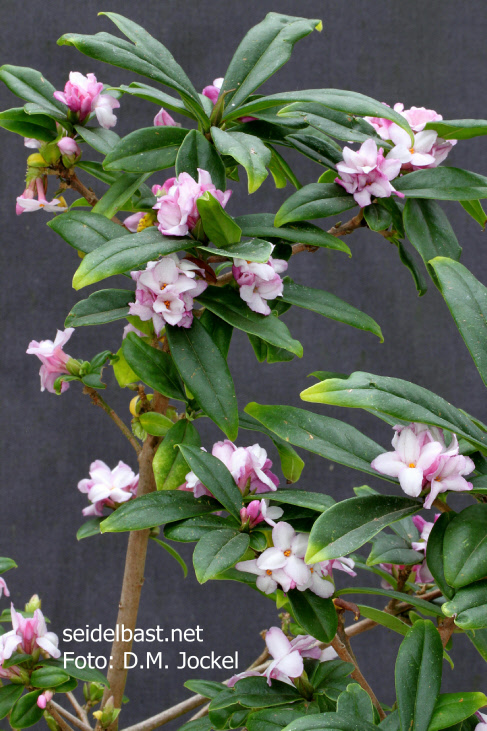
[240,507,249,525]
[66,358,82,377]
[41,142,62,165]
[27,153,47,168]
[129,396,141,417]
[25,594,41,612]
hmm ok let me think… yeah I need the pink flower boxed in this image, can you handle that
[123,212,145,233]
[423,454,474,509]
[153,169,231,237]
[475,711,487,729]
[233,253,288,316]
[411,514,439,551]
[227,670,262,687]
[264,627,320,686]
[26,328,74,394]
[240,499,284,528]
[335,138,403,208]
[78,460,139,517]
[0,630,23,677]
[202,77,223,105]
[57,137,81,157]
[234,558,293,594]
[54,72,120,129]
[10,604,60,659]
[129,255,207,334]
[0,578,9,598]
[257,522,310,588]
[24,138,41,149]
[122,323,146,339]
[37,691,53,709]
[16,178,67,215]
[154,108,178,127]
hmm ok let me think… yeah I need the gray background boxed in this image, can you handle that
[1,0,486,727]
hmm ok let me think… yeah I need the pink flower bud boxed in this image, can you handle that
[57,137,81,156]
[154,108,178,127]
[54,72,120,129]
[26,328,74,394]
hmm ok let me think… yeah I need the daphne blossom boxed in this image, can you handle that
[57,136,81,157]
[78,460,139,517]
[129,255,207,334]
[37,691,54,710]
[154,108,178,127]
[476,711,487,730]
[233,253,288,316]
[16,178,67,215]
[7,604,60,659]
[0,578,9,598]
[240,499,284,528]
[54,72,120,129]
[202,77,223,105]
[336,139,403,208]
[153,169,231,237]
[26,328,75,394]
[264,627,321,686]
[123,212,145,232]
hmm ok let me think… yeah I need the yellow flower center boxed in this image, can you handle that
[284,549,292,557]
[409,463,416,468]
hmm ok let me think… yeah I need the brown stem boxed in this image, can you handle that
[47,703,76,731]
[331,631,386,720]
[432,498,452,513]
[84,386,141,456]
[49,701,93,731]
[66,170,100,208]
[67,692,90,726]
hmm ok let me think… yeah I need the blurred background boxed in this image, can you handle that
[1,0,486,726]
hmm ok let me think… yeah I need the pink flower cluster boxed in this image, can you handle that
[335,138,403,208]
[16,178,67,215]
[372,423,474,509]
[129,254,207,334]
[180,440,279,498]
[78,460,139,517]
[236,521,355,598]
[0,604,60,677]
[153,169,231,237]
[240,499,283,528]
[380,513,439,587]
[27,328,75,394]
[232,252,288,316]
[54,72,120,129]
[365,103,456,171]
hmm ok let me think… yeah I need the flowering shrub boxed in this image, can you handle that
[2,9,487,731]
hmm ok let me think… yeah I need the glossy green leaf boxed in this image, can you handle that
[403,199,461,267]
[167,318,239,440]
[43,658,109,685]
[395,620,443,731]
[122,333,186,402]
[48,210,129,255]
[281,281,383,341]
[466,627,487,662]
[232,676,302,708]
[73,227,192,289]
[179,446,243,519]
[76,518,103,541]
[429,257,487,388]
[152,419,201,491]
[367,533,423,567]
[164,515,234,542]
[429,693,487,731]
[115,82,195,118]
[104,126,188,172]
[247,708,303,731]
[443,505,487,588]
[0,557,17,574]
[356,605,409,635]
[394,239,428,296]
[76,160,121,185]
[281,712,377,731]
[30,666,70,688]
[184,680,227,699]
[199,310,233,359]
[112,347,139,387]
[274,184,356,227]
[460,199,487,228]
[235,212,351,255]
[259,489,334,512]
[75,124,120,155]
[176,129,226,190]
[287,589,337,643]
[221,13,321,110]
[196,192,242,246]
[363,203,393,232]
[394,167,487,200]
[92,172,150,219]
[150,537,188,577]
[280,102,385,145]
[244,403,388,478]
[9,690,43,729]
[425,119,487,140]
[101,491,217,532]
[0,65,66,117]
[0,684,24,720]
[138,412,175,437]
[337,684,374,725]
[306,495,420,563]
[198,288,302,356]
[337,585,445,617]
[211,128,271,193]
[300,371,487,453]
[0,107,57,141]
[286,133,342,169]
[193,529,250,583]
[65,289,133,327]
[197,238,273,263]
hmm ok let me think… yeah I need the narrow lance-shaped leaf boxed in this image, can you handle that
[101,491,218,533]
[424,118,487,140]
[176,129,226,191]
[114,82,196,119]
[122,333,187,402]
[104,126,189,172]
[426,513,456,600]
[193,529,250,583]
[443,504,487,588]
[394,167,487,201]
[211,127,271,193]
[92,172,150,219]
[196,193,241,247]
[75,125,120,155]
[274,183,356,227]
[65,289,134,327]
[403,199,461,267]
[153,419,200,491]
[0,65,67,117]
[47,210,130,255]
[429,692,487,731]
[0,107,57,141]
[197,239,273,263]
[179,446,243,519]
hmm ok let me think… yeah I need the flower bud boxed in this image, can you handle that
[27,153,47,168]
[41,142,62,165]
[25,594,41,612]
[66,358,82,377]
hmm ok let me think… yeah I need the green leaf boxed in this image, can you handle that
[466,627,487,662]
[243,403,388,479]
[0,557,17,574]
[44,658,109,685]
[193,529,250,583]
[122,334,186,402]
[429,257,487,388]
[92,172,150,219]
[76,160,121,185]
[73,227,191,289]
[443,505,487,588]
[300,371,487,453]
[176,129,226,190]
[247,708,303,731]
[235,212,352,256]
[75,125,120,155]
[424,119,487,140]
[394,239,428,297]
[280,102,385,145]
[153,419,201,491]
[395,620,443,731]
[101,491,217,532]
[0,107,57,141]
[259,489,334,512]
[0,65,66,117]
[197,239,273,263]
[197,288,303,357]
[310,660,355,702]
[306,495,420,563]
[429,693,487,731]
[460,199,487,228]
[138,412,174,437]
[442,580,487,630]
[0,685,24,720]
[164,515,234,542]
[65,289,133,327]
[281,281,383,341]
[287,589,337,643]
[232,676,302,708]
[286,133,342,169]
[196,192,242,246]
[281,712,377,731]
[9,690,43,729]
[166,318,239,440]
[336,586,445,617]
[184,680,227,699]
[47,210,129,255]
[30,667,70,688]
[76,518,103,541]
[367,533,424,567]
[403,199,461,268]
[274,184,356,227]
[211,128,271,193]
[115,82,195,118]
[179,446,243,519]
[199,310,233,359]
[394,167,487,201]
[363,203,393,232]
[239,412,305,483]
[221,13,321,111]
[150,537,188,577]
[356,605,410,636]
[112,347,139,387]
[104,126,188,172]
[337,684,374,725]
